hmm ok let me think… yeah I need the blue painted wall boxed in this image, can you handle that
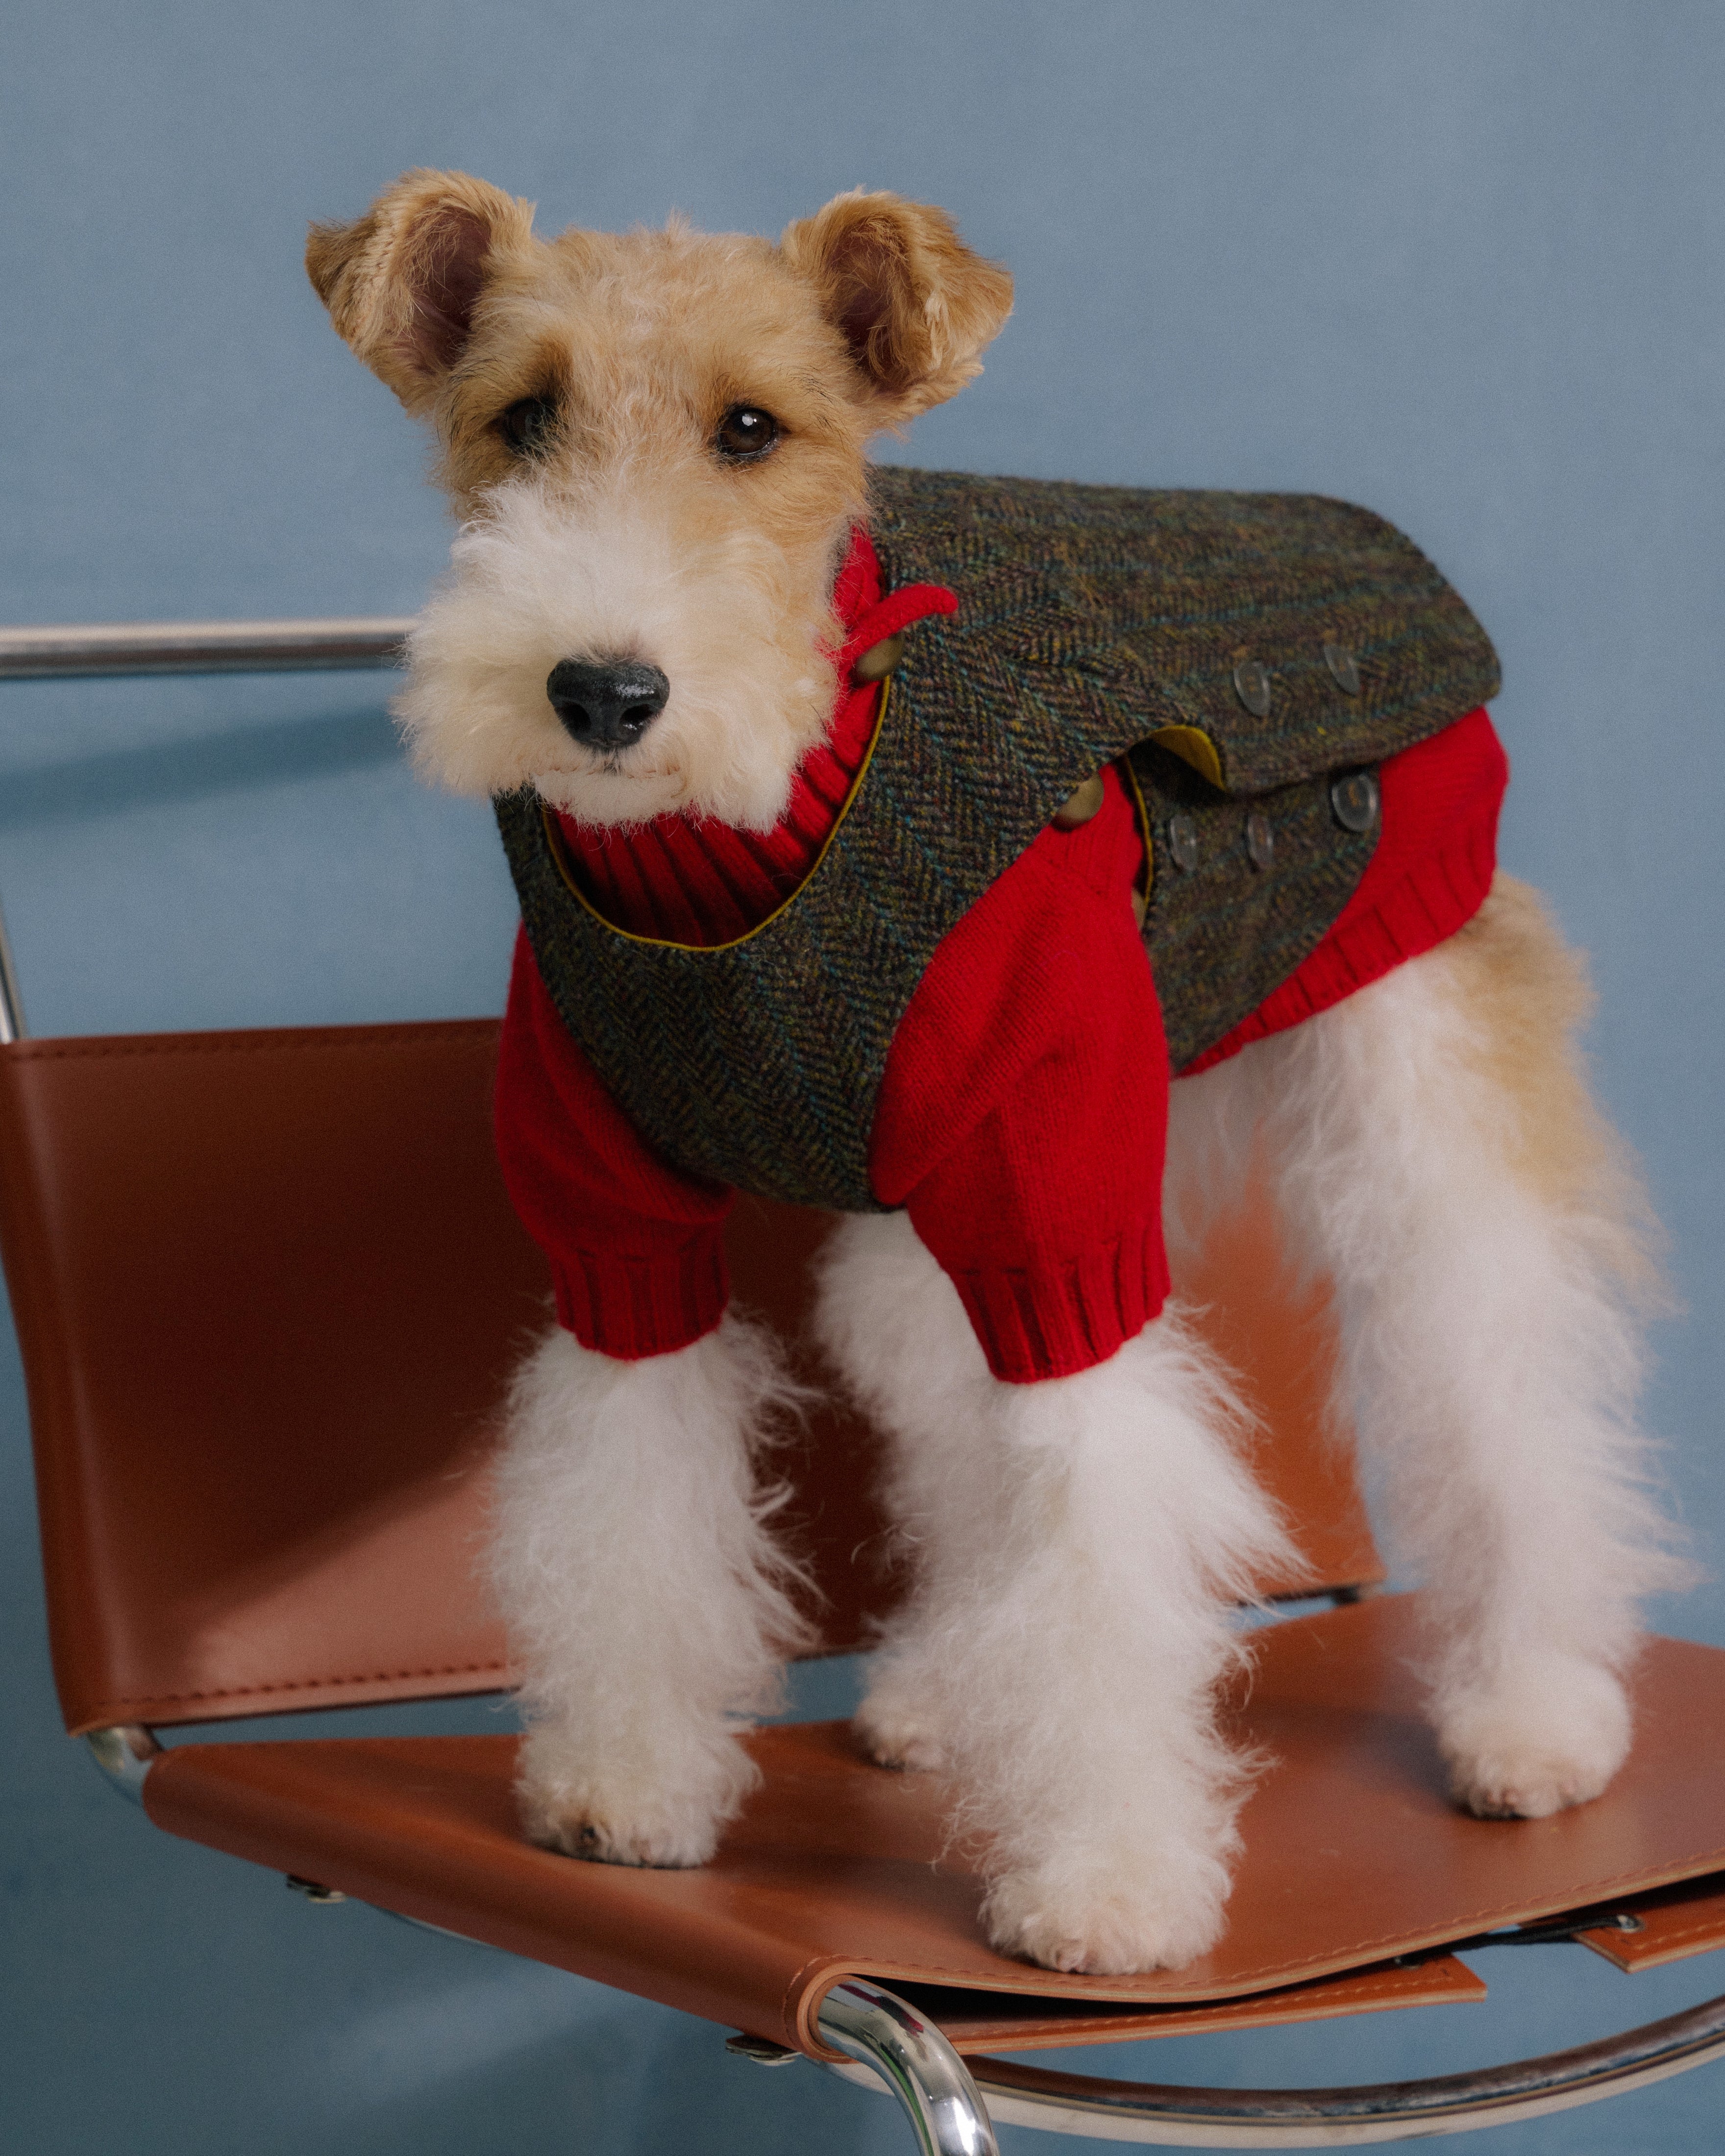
[2,3,1721,2149]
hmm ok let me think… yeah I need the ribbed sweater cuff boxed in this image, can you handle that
[945,1220,1171,1384]
[552,1230,729,1360]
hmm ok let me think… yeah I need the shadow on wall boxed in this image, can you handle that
[300,1948,904,2154]
[0,705,402,831]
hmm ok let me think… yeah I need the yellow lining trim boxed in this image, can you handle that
[1121,750,1154,897]
[1149,724,1225,789]
[542,678,893,953]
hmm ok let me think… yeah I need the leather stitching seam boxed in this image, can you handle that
[1583,1911,1725,1953]
[5,1023,498,1065]
[82,1657,510,1716]
[780,1956,1468,2054]
[774,1849,1725,2011]
[1213,1848,1725,1979]
[782,1952,834,2048]
[951,1970,1477,2031]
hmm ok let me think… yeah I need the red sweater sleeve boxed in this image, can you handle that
[870,765,1172,1384]
[493,929,733,1357]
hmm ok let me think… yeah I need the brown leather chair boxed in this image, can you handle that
[6,1014,1725,2152]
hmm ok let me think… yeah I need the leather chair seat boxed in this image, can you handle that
[142,1594,1725,2058]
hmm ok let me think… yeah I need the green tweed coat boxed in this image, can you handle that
[496,466,1500,1214]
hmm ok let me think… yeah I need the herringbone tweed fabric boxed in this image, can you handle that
[497,466,1500,1210]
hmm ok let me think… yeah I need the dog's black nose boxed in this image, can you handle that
[546,659,670,749]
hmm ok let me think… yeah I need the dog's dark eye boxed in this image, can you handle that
[714,406,779,462]
[497,396,559,457]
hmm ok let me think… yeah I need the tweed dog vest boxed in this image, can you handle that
[495,467,1500,1213]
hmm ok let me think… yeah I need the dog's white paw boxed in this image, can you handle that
[854,1686,947,1771]
[1438,1658,1632,1820]
[981,1846,1231,1975]
[515,1726,756,1867]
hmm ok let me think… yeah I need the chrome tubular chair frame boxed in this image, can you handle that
[0,901,24,1046]
[0,615,410,1045]
[813,1983,1725,2151]
[0,617,412,681]
[950,1999,1725,2148]
[816,1981,1002,2156]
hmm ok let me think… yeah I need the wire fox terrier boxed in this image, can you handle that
[307,171,1685,1975]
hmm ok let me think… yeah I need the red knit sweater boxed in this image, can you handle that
[495,530,1507,1383]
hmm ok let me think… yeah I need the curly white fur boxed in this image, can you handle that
[1174,933,1691,1819]
[396,472,841,831]
[489,1314,815,1865]
[814,1213,1298,1974]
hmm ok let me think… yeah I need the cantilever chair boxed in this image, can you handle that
[7,626,1725,2155]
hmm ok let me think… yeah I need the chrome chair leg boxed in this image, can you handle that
[84,1724,160,1804]
[813,1979,1725,2149]
[0,895,26,1045]
[816,1978,1001,2156]
[957,1990,1725,2146]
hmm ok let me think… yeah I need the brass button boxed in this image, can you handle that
[853,632,904,683]
[1232,659,1272,717]
[1324,642,1361,694]
[1168,814,1200,871]
[1051,772,1106,829]
[1245,812,1275,870]
[1330,771,1380,833]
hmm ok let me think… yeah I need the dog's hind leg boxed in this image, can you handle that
[815,1213,1294,1974]
[1242,872,1687,1819]
[489,1315,813,1866]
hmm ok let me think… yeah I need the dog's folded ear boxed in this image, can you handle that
[306,170,538,412]
[781,191,1013,422]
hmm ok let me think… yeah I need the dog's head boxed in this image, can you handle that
[307,173,1011,829]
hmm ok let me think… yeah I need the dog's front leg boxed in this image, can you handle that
[489,1314,812,1866]
[818,1215,1292,1975]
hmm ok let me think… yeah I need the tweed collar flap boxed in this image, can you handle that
[866,466,1500,797]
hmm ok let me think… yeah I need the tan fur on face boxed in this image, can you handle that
[306,175,1011,828]
[1441,873,1664,1300]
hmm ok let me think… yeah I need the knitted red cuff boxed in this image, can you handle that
[942,1220,1172,1385]
[551,1229,730,1361]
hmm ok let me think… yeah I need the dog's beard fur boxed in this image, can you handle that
[395,471,844,831]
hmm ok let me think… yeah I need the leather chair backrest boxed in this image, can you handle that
[0,1021,1381,1735]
